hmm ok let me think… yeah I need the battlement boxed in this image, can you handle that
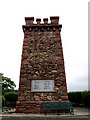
[23,16,62,32]
[25,16,59,25]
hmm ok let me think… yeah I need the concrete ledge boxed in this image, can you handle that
[1,113,88,117]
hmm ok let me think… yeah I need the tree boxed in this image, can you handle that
[0,73,16,95]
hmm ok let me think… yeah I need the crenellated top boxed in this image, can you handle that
[50,16,59,24]
[23,16,62,32]
[25,17,34,25]
[36,18,41,24]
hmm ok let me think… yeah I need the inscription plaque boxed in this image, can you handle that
[31,80,54,92]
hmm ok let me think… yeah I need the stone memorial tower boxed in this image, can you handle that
[16,16,69,113]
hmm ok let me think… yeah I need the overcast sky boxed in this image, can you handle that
[0,0,88,92]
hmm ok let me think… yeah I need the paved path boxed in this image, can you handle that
[1,115,89,120]
[1,107,90,120]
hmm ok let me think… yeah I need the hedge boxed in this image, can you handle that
[4,92,18,107]
[68,91,90,107]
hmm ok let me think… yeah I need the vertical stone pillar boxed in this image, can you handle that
[16,16,69,113]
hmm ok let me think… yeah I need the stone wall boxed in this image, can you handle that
[16,16,69,113]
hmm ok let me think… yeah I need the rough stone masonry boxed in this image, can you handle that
[16,16,69,113]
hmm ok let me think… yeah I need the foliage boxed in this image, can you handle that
[68,91,90,107]
[0,73,17,107]
[81,91,90,107]
[4,92,18,107]
[0,73,16,95]
[0,95,2,107]
[68,92,82,106]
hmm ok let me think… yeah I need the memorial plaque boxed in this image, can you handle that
[31,80,54,92]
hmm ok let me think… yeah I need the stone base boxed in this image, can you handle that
[16,101,43,113]
[16,101,70,113]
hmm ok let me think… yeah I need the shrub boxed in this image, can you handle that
[4,92,18,107]
[68,92,82,106]
[81,91,90,107]
[68,91,90,107]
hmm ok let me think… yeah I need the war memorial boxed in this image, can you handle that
[16,16,69,113]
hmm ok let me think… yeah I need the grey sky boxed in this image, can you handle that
[0,0,88,92]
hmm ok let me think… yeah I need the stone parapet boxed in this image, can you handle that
[23,16,62,32]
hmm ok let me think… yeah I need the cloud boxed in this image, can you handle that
[67,75,88,92]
